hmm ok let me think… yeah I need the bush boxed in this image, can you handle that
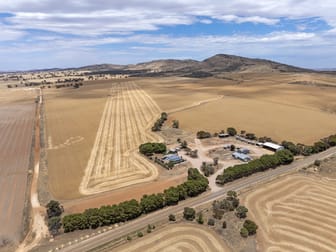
[197,130,212,139]
[137,231,143,237]
[207,218,215,226]
[139,142,167,156]
[183,207,196,221]
[314,159,321,167]
[168,214,176,222]
[46,200,63,218]
[240,227,249,238]
[243,220,258,235]
[235,206,248,219]
[127,235,132,241]
[227,127,237,136]
[222,221,227,229]
[197,212,204,224]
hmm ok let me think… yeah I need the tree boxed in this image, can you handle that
[46,200,63,218]
[183,207,196,221]
[196,131,212,139]
[230,144,235,151]
[227,127,237,136]
[243,220,258,235]
[164,187,180,205]
[127,235,132,241]
[172,120,179,128]
[213,157,219,166]
[48,216,61,236]
[169,214,176,221]
[181,140,188,149]
[240,227,249,238]
[226,191,237,201]
[207,218,215,226]
[197,212,204,224]
[235,206,248,218]
[137,231,143,237]
[222,221,227,229]
[147,224,153,233]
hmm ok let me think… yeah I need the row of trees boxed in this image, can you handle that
[62,169,208,233]
[46,200,64,235]
[139,142,167,156]
[282,134,336,156]
[216,149,294,184]
[151,112,168,131]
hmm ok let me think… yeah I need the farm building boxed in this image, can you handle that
[162,154,184,164]
[218,133,230,138]
[238,148,250,154]
[263,142,284,152]
[232,152,252,162]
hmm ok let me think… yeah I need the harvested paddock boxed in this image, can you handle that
[137,74,336,144]
[0,100,35,248]
[45,81,162,198]
[114,224,231,252]
[243,174,336,252]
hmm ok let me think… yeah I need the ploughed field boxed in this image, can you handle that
[114,224,231,252]
[0,89,36,249]
[243,174,336,252]
[45,81,162,199]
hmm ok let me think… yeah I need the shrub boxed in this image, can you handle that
[235,206,248,219]
[137,231,143,237]
[183,207,196,221]
[227,127,237,136]
[222,221,227,229]
[207,218,215,226]
[197,130,211,139]
[243,220,258,235]
[168,214,176,222]
[240,227,248,238]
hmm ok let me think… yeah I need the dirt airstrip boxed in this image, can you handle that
[243,174,336,252]
[114,224,231,252]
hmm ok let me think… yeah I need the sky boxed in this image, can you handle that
[1,1,336,71]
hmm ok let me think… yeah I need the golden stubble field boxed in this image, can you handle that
[242,174,336,252]
[114,224,231,252]
[45,80,169,199]
[137,73,336,144]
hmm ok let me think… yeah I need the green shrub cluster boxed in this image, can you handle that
[216,150,294,184]
[152,112,168,131]
[196,130,211,139]
[282,134,336,156]
[62,168,208,233]
[139,142,167,156]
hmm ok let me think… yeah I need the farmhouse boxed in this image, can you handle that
[232,152,252,162]
[263,142,284,152]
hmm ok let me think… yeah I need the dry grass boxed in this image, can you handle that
[114,224,231,252]
[137,73,336,144]
[0,89,36,249]
[243,174,336,252]
[45,80,163,199]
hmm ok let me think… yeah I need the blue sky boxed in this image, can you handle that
[1,1,336,70]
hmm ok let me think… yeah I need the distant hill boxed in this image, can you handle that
[5,54,317,76]
[80,54,312,77]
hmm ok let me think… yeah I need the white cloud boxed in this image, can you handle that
[215,15,279,25]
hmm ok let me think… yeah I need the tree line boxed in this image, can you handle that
[62,168,208,233]
[216,149,294,184]
[151,112,168,131]
[139,142,167,156]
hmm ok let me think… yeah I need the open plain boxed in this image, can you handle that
[137,73,336,144]
[114,224,231,252]
[0,88,36,250]
[243,174,336,252]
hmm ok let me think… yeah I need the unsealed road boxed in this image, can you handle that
[59,146,336,252]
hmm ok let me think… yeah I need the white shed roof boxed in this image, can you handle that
[263,142,283,150]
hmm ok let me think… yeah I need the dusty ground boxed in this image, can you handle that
[0,88,36,251]
[242,173,336,252]
[137,74,336,144]
[114,223,231,252]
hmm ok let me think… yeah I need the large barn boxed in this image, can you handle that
[263,142,284,152]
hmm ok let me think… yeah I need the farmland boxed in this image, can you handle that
[114,224,231,252]
[243,174,336,252]
[137,73,336,144]
[45,80,166,199]
[0,88,36,250]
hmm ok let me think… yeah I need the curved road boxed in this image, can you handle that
[58,146,336,252]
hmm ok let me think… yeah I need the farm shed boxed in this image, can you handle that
[163,154,184,164]
[218,133,230,138]
[263,142,284,152]
[232,152,252,162]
